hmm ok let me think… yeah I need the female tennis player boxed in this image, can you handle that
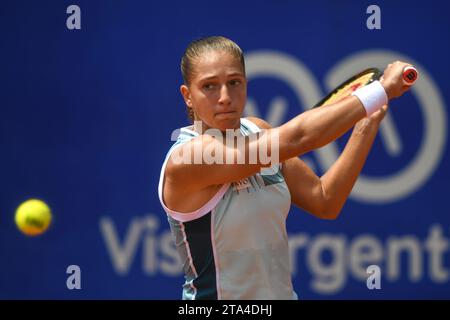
[158,36,413,299]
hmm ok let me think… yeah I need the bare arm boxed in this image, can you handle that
[167,96,366,191]
[283,106,388,219]
[166,62,411,194]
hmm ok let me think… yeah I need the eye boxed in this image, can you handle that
[203,83,217,90]
[229,79,241,86]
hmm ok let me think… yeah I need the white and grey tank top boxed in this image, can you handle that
[158,118,297,300]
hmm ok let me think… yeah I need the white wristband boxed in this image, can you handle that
[351,80,388,116]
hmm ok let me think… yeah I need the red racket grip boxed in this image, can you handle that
[403,66,418,85]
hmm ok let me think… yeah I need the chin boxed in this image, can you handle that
[216,118,241,132]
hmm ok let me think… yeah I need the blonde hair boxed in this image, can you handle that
[181,36,245,122]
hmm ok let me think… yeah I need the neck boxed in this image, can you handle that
[191,120,241,135]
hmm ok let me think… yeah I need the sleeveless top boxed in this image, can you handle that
[158,118,297,300]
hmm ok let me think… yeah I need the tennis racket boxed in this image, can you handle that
[313,66,418,108]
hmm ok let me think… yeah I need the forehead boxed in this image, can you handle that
[192,50,244,79]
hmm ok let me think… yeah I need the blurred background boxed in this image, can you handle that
[1,0,449,299]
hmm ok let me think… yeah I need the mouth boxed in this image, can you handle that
[215,111,238,120]
[215,111,236,116]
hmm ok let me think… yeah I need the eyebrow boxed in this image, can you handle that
[198,73,245,82]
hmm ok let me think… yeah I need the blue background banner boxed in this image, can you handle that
[1,0,449,299]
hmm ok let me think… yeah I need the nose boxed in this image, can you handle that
[218,85,231,105]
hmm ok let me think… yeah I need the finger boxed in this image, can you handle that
[402,84,412,92]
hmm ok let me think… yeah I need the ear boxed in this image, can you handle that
[180,85,193,107]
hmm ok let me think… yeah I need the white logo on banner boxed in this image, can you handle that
[245,50,447,204]
[101,216,450,295]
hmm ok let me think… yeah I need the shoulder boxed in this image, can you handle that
[245,116,272,129]
[244,117,287,169]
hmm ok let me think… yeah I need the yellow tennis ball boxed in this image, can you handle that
[15,199,52,236]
